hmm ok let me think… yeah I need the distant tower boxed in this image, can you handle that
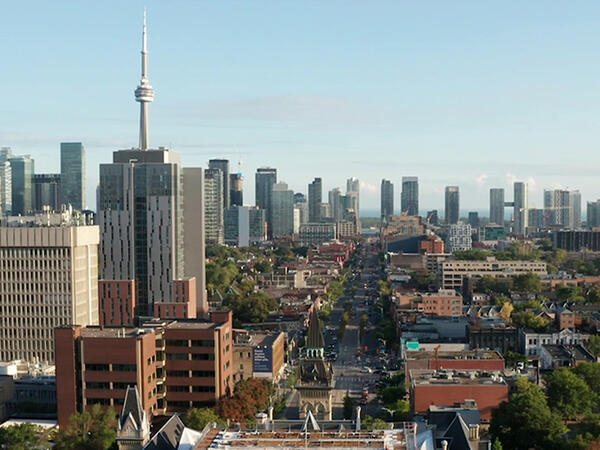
[134,9,155,151]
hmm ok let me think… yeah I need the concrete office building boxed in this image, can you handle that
[0,214,99,363]
[204,168,224,245]
[55,311,233,428]
[308,177,322,222]
[33,174,61,212]
[271,182,294,238]
[255,168,277,237]
[9,155,34,216]
[544,189,582,229]
[513,182,528,235]
[294,199,309,226]
[489,188,504,225]
[528,208,546,228]
[444,186,459,225]
[183,168,207,316]
[230,173,243,207]
[225,205,266,247]
[0,149,12,216]
[209,159,230,210]
[401,176,419,216]
[98,15,197,321]
[381,179,394,219]
[299,223,336,245]
[60,142,86,210]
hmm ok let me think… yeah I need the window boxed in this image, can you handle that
[166,339,189,347]
[168,385,189,392]
[167,370,189,377]
[191,370,215,377]
[85,364,109,371]
[192,386,215,393]
[166,353,188,361]
[113,364,137,372]
[86,382,110,389]
[191,353,215,361]
[191,340,215,347]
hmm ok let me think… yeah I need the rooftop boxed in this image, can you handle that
[405,350,503,361]
[411,369,508,386]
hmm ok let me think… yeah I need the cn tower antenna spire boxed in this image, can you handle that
[135,8,154,150]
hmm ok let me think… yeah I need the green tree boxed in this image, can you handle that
[573,362,600,394]
[512,273,542,293]
[343,393,355,420]
[545,369,598,420]
[361,415,388,430]
[254,259,273,273]
[536,239,553,252]
[584,336,600,357]
[183,407,226,430]
[491,438,503,450]
[490,379,566,450]
[389,399,410,420]
[54,404,117,450]
[511,310,549,332]
[0,423,50,450]
[377,280,391,297]
[503,351,528,368]
[555,285,585,302]
[377,386,406,407]
[454,249,491,260]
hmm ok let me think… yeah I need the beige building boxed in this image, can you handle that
[440,257,547,290]
[0,223,99,363]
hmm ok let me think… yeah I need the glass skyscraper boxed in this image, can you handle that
[401,176,419,216]
[9,155,34,215]
[489,188,505,225]
[60,142,86,210]
[444,186,459,225]
[381,179,394,219]
[255,167,277,237]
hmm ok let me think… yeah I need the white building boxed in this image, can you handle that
[444,223,472,253]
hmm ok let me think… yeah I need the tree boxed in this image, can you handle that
[0,423,50,449]
[184,407,226,430]
[555,285,585,303]
[217,378,272,425]
[545,368,598,420]
[499,301,514,323]
[377,280,391,298]
[343,393,355,420]
[584,336,600,357]
[573,362,600,394]
[254,259,273,273]
[490,379,566,450]
[511,310,549,332]
[377,386,406,407]
[54,404,117,450]
[512,273,542,293]
[389,399,410,420]
[491,438,503,450]
[361,415,388,430]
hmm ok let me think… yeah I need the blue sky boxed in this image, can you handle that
[2,1,600,214]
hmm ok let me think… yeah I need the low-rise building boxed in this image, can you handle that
[256,270,311,289]
[519,328,587,357]
[410,369,509,421]
[299,223,336,246]
[467,323,518,354]
[539,344,597,370]
[232,331,285,383]
[440,257,547,290]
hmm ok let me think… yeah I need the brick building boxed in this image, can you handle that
[404,350,504,383]
[232,331,285,383]
[55,311,233,428]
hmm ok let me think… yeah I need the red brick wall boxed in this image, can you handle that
[55,326,81,428]
[99,280,135,326]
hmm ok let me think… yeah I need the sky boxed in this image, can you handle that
[2,1,600,215]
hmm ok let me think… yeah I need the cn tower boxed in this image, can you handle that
[134,9,154,150]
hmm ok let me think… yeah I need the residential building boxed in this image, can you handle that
[539,344,597,370]
[467,324,518,353]
[183,168,207,316]
[271,182,294,238]
[410,369,509,421]
[381,179,394,219]
[544,189,582,229]
[416,289,463,317]
[55,311,233,428]
[204,168,224,245]
[308,177,322,222]
[230,173,243,207]
[224,205,266,247]
[479,224,506,241]
[528,208,546,228]
[33,174,61,212]
[519,328,587,357]
[489,188,504,225]
[299,223,336,245]
[445,223,472,253]
[328,188,342,222]
[444,186,459,225]
[0,215,99,363]
[513,181,528,235]
[208,159,230,210]
[420,235,445,254]
[294,193,309,226]
[60,142,86,210]
[9,154,34,215]
[553,230,600,251]
[346,177,360,226]
[401,176,419,216]
[440,258,547,290]
[255,168,277,237]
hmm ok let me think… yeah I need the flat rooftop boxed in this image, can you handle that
[410,369,507,386]
[404,350,503,361]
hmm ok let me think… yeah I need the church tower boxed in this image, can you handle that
[296,308,334,420]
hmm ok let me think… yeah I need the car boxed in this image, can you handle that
[361,366,373,374]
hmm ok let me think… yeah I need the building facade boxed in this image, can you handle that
[271,182,294,238]
[381,179,394,219]
[308,178,322,223]
[224,206,266,247]
[513,181,528,235]
[444,186,459,225]
[0,221,99,363]
[299,223,336,246]
[33,174,61,212]
[544,189,582,229]
[401,177,418,216]
[445,223,472,253]
[204,168,224,245]
[489,188,504,226]
[255,168,277,238]
[208,159,230,210]
[60,142,86,210]
[9,155,34,216]
[0,150,12,216]
[229,173,243,207]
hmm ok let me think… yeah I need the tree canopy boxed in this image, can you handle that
[183,407,226,430]
[545,368,598,420]
[0,423,50,450]
[54,404,117,450]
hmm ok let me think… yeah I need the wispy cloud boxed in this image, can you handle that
[475,173,488,185]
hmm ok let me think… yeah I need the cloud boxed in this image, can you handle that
[359,181,377,193]
[475,173,488,185]
[506,173,518,185]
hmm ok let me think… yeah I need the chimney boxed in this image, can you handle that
[468,424,480,441]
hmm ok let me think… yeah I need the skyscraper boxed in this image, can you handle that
[308,177,322,222]
[60,142,86,210]
[9,155,34,215]
[346,177,360,228]
[513,182,528,235]
[209,159,230,210]
[544,189,581,229]
[98,12,198,319]
[401,176,419,216]
[33,174,61,212]
[489,188,505,225]
[468,211,479,228]
[255,168,277,237]
[444,186,459,225]
[0,148,12,216]
[229,173,243,206]
[588,200,600,228]
[271,182,294,237]
[328,188,342,222]
[381,179,394,219]
[204,168,224,245]
[294,192,309,226]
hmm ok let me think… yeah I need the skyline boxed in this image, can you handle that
[2,2,600,211]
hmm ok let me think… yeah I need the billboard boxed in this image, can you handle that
[253,345,273,374]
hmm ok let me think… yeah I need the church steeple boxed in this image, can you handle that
[307,307,325,350]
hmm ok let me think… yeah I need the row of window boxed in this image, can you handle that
[85,363,136,372]
[166,339,215,347]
